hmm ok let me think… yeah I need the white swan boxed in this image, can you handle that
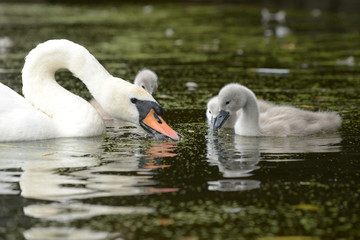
[90,68,158,120]
[211,83,342,136]
[206,95,274,129]
[0,39,180,142]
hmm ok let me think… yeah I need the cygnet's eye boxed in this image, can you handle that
[226,100,230,105]
[130,98,137,104]
[141,85,145,89]
[209,110,212,114]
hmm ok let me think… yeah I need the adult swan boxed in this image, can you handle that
[0,39,181,142]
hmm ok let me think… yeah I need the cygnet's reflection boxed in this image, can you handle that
[251,134,342,154]
[208,179,261,192]
[206,132,261,178]
[206,130,342,191]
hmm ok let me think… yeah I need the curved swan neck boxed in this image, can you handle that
[22,40,111,97]
[236,88,261,136]
[22,39,107,137]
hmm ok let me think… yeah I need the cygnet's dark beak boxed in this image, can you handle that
[211,110,230,131]
[209,116,216,131]
[135,100,182,141]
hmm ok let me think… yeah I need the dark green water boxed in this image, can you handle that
[0,2,360,240]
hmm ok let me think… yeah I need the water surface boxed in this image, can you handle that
[0,2,360,240]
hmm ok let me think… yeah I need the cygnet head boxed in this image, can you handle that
[99,77,180,140]
[211,83,253,131]
[134,69,158,95]
[217,83,250,113]
[207,95,239,130]
[206,96,220,123]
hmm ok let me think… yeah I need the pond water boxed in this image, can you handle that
[0,2,360,240]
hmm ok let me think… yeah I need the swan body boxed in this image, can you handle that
[0,39,180,142]
[211,83,341,136]
[0,82,57,141]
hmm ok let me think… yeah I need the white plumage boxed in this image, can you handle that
[0,39,157,142]
[90,68,158,120]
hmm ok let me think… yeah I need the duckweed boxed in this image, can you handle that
[1,2,360,240]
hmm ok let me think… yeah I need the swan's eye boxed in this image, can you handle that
[226,100,230,105]
[130,98,137,104]
[209,111,212,114]
[141,85,145,89]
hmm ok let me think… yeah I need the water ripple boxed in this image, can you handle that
[0,133,179,201]
[24,202,155,222]
[206,132,342,191]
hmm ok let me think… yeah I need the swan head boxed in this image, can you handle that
[100,78,181,140]
[134,69,158,95]
[211,83,249,131]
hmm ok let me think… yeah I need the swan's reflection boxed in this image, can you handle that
[24,202,155,222]
[10,136,178,201]
[206,131,342,191]
[139,142,178,169]
[23,227,119,240]
[0,127,178,238]
[0,137,103,199]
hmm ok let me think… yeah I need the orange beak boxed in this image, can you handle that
[141,109,181,141]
